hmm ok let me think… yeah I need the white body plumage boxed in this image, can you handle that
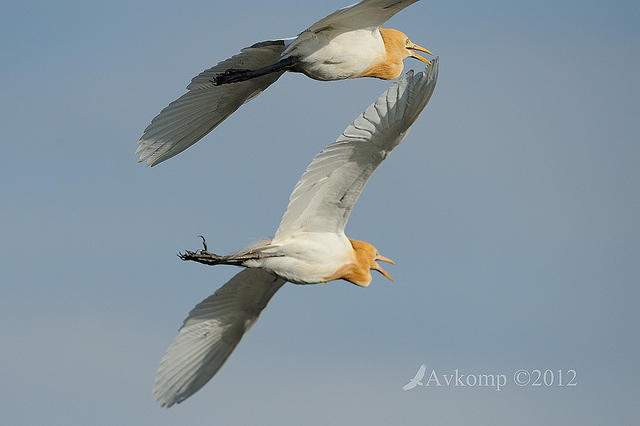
[285,29,386,80]
[245,232,355,284]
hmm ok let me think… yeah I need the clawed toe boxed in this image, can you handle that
[179,235,215,261]
[178,249,198,261]
[198,235,208,251]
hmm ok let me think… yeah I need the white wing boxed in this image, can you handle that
[153,268,286,407]
[306,0,420,32]
[136,40,287,166]
[274,58,438,240]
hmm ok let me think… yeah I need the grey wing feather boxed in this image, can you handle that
[274,58,438,240]
[153,268,286,407]
[136,41,287,166]
[306,0,420,32]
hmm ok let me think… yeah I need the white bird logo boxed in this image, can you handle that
[402,364,427,391]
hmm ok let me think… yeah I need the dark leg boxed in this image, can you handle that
[211,56,299,86]
[179,236,280,267]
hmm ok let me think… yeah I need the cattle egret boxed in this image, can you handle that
[137,0,433,166]
[152,59,438,407]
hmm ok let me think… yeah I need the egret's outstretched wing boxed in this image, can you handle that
[137,40,287,166]
[306,0,420,33]
[274,58,438,240]
[153,268,286,407]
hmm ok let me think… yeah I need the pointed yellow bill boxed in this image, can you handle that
[375,254,395,264]
[374,254,394,281]
[408,42,433,65]
[374,263,393,281]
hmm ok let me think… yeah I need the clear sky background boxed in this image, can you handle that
[1,0,638,424]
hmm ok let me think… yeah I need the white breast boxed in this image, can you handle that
[286,29,386,81]
[246,232,354,284]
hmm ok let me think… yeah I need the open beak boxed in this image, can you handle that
[374,254,395,282]
[375,254,395,264]
[408,42,433,65]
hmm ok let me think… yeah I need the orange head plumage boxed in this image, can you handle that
[354,28,432,80]
[340,239,395,287]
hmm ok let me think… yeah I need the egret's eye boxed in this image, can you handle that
[405,39,410,46]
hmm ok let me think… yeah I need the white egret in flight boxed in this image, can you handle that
[137,0,432,166]
[152,60,438,407]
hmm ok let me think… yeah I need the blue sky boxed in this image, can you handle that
[1,1,638,424]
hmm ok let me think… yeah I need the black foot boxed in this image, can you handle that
[210,68,252,86]
[178,236,283,267]
[179,235,229,265]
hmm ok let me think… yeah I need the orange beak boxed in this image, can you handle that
[374,254,395,281]
[407,42,433,65]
